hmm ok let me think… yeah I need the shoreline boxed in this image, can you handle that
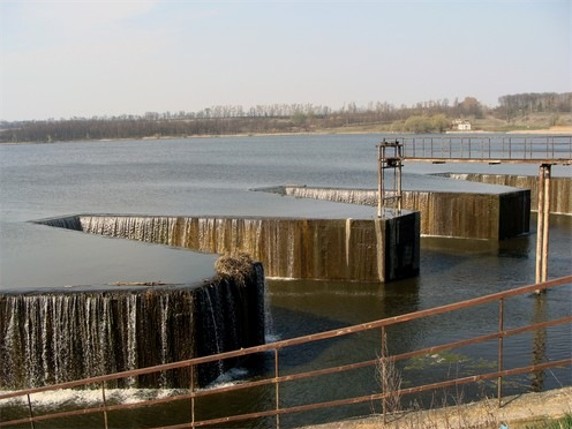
[1,126,571,145]
[301,386,572,429]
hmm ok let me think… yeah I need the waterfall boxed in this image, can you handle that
[283,186,377,206]
[202,288,225,377]
[0,266,265,390]
[35,212,420,283]
[38,216,83,230]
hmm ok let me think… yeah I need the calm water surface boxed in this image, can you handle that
[0,134,570,428]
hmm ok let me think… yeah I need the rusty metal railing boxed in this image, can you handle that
[402,135,572,164]
[1,275,571,428]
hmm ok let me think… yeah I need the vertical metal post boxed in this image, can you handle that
[551,136,555,158]
[377,144,383,218]
[397,144,402,213]
[468,137,472,158]
[535,164,551,292]
[497,299,504,407]
[531,295,547,392]
[541,165,551,283]
[535,166,545,288]
[381,326,387,423]
[101,382,109,429]
[274,349,280,429]
[26,394,36,429]
[190,364,195,427]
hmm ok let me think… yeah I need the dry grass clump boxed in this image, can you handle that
[377,332,403,420]
[214,252,255,286]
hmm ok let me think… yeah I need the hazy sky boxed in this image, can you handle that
[1,0,570,121]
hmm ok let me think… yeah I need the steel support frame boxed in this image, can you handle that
[377,140,403,218]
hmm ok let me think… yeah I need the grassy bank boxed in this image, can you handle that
[300,387,572,429]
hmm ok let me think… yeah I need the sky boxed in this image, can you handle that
[1,0,571,121]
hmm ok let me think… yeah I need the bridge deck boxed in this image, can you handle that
[405,157,572,165]
[400,135,572,165]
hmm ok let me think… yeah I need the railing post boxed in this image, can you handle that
[26,393,35,429]
[550,136,554,159]
[101,382,109,429]
[274,349,280,429]
[190,363,195,428]
[497,298,504,407]
[380,326,387,423]
[397,143,402,213]
[468,137,472,159]
[377,144,383,218]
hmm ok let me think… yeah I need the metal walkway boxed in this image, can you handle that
[400,135,572,165]
[377,135,572,285]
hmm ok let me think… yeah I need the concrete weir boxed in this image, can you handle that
[36,213,420,283]
[437,173,572,216]
[267,186,530,241]
[0,260,266,389]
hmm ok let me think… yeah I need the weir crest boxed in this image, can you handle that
[34,212,420,283]
[0,261,266,390]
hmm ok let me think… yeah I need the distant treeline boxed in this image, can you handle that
[497,92,572,119]
[1,92,570,143]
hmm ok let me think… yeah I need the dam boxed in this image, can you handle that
[35,212,420,283]
[437,173,572,216]
[1,134,570,428]
[258,184,530,240]
[0,257,266,390]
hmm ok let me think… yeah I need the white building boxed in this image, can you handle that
[452,119,472,131]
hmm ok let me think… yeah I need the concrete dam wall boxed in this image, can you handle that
[439,173,572,216]
[0,261,265,390]
[38,214,420,283]
[276,186,530,241]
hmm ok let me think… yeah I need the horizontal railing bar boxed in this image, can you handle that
[3,315,569,428]
[5,357,571,429]
[2,276,570,402]
[182,314,572,393]
[392,314,572,363]
[0,392,190,427]
[157,359,572,429]
[118,314,572,400]
[404,158,572,165]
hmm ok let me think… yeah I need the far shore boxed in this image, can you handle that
[506,125,572,134]
[1,126,571,145]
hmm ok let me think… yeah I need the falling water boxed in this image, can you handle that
[36,213,419,282]
[202,288,225,376]
[283,186,378,206]
[0,265,265,390]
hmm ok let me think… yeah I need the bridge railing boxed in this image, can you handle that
[1,275,571,429]
[401,135,572,163]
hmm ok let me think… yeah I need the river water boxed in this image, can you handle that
[0,134,571,428]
